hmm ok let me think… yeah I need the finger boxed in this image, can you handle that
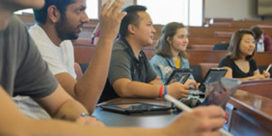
[182,89,190,95]
[118,11,127,20]
[101,0,111,15]
[111,0,125,14]
[106,0,119,15]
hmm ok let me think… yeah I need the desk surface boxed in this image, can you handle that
[93,98,180,128]
[94,90,272,131]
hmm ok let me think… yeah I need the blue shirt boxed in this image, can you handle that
[150,54,194,84]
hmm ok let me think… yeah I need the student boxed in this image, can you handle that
[250,25,272,52]
[0,0,225,135]
[15,0,126,119]
[219,29,270,81]
[100,6,193,102]
[150,22,196,85]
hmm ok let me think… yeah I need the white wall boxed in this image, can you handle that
[101,0,134,8]
[205,0,257,20]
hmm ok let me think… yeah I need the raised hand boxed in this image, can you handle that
[99,0,127,40]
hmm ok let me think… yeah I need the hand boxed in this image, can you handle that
[163,105,225,136]
[262,70,270,78]
[76,116,105,127]
[184,79,199,89]
[253,74,266,79]
[167,82,189,99]
[99,0,127,40]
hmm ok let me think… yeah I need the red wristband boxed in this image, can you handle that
[159,85,164,98]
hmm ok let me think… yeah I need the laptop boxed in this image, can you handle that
[165,68,192,85]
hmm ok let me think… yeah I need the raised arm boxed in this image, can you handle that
[55,0,127,113]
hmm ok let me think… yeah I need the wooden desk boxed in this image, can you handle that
[228,90,272,136]
[93,98,179,128]
[93,90,272,136]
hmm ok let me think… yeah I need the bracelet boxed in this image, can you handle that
[164,85,168,96]
[159,85,164,98]
[81,112,91,118]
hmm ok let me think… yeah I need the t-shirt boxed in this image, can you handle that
[99,38,157,102]
[0,15,58,97]
[0,15,58,119]
[218,56,258,78]
[29,25,76,79]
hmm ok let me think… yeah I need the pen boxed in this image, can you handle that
[266,64,272,72]
[164,95,233,136]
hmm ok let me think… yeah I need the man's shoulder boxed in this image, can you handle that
[112,39,130,56]
[6,15,27,34]
[113,39,127,50]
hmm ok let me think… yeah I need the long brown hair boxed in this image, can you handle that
[228,29,256,60]
[155,22,188,58]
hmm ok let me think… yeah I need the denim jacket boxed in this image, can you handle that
[150,54,194,84]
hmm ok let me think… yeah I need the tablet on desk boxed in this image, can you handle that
[165,68,192,85]
[100,102,172,114]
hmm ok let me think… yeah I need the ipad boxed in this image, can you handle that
[180,68,228,107]
[100,102,172,114]
[201,77,241,107]
[198,68,228,92]
[165,68,192,85]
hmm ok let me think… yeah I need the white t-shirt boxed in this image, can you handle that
[13,25,77,120]
[29,24,77,79]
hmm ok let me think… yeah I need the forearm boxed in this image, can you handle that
[149,77,162,85]
[114,80,161,98]
[75,38,114,113]
[21,119,164,136]
[53,99,88,121]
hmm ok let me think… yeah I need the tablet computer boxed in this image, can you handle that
[165,68,192,85]
[182,77,241,108]
[201,77,241,107]
[100,102,172,114]
[198,68,228,92]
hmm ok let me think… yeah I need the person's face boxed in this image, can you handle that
[1,0,44,11]
[169,28,189,52]
[239,34,256,56]
[133,11,156,47]
[56,0,89,40]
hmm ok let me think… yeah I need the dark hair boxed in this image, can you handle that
[33,0,75,24]
[119,5,147,38]
[228,29,256,60]
[155,22,187,58]
[250,26,263,41]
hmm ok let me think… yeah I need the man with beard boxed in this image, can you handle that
[13,0,126,119]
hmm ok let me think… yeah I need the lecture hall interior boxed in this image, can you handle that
[6,0,272,135]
